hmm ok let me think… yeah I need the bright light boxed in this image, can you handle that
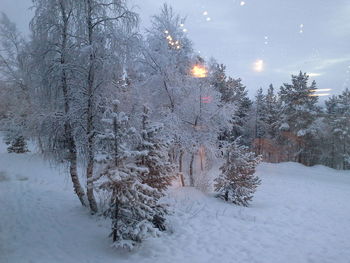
[310,89,331,92]
[203,11,208,16]
[191,65,208,78]
[240,1,246,6]
[183,28,188,32]
[309,93,331,97]
[206,17,211,21]
[180,24,184,27]
[308,73,322,77]
[253,59,264,72]
[164,30,169,34]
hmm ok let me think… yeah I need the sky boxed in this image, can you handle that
[1,0,350,99]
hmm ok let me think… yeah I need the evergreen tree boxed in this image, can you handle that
[6,135,29,153]
[137,105,175,191]
[97,101,166,249]
[278,72,320,165]
[264,84,280,140]
[214,138,261,207]
[210,63,233,104]
[324,88,350,169]
[253,88,267,155]
[228,78,252,144]
[254,88,267,139]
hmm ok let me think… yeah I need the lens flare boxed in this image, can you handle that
[253,59,264,72]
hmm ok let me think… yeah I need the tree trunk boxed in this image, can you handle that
[59,0,86,207]
[112,192,119,242]
[189,153,195,186]
[69,144,86,206]
[179,150,184,173]
[85,0,98,214]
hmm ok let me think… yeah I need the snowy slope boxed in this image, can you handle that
[1,140,350,263]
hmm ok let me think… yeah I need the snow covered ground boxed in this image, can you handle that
[1,140,350,263]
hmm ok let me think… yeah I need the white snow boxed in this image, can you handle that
[1,139,350,263]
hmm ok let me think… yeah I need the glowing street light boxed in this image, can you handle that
[191,65,208,78]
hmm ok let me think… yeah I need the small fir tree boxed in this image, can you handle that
[137,105,175,191]
[99,163,163,250]
[215,138,261,207]
[6,135,29,153]
[97,101,166,249]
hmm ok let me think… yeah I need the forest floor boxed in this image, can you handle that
[1,140,350,263]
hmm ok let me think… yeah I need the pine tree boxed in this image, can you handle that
[210,63,233,104]
[278,72,320,165]
[253,88,267,156]
[214,138,261,207]
[324,88,350,169]
[97,101,166,249]
[228,78,252,144]
[99,164,163,250]
[6,135,29,153]
[137,105,175,191]
[264,84,280,140]
[254,88,267,139]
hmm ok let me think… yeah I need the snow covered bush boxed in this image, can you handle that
[6,136,29,154]
[214,139,261,207]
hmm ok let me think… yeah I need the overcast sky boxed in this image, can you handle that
[1,0,350,99]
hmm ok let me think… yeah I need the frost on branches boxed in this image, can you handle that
[137,105,175,192]
[215,139,261,207]
[96,101,167,250]
[98,164,164,250]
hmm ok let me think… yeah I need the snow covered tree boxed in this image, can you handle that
[264,84,280,140]
[278,72,320,165]
[99,163,163,250]
[6,136,29,153]
[210,63,234,104]
[214,138,261,207]
[97,101,167,249]
[140,6,229,188]
[324,88,350,169]
[0,13,32,156]
[251,85,281,162]
[29,0,87,207]
[137,105,175,191]
[227,77,252,144]
[72,0,138,213]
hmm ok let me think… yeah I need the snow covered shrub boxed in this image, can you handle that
[6,136,29,153]
[214,138,261,207]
